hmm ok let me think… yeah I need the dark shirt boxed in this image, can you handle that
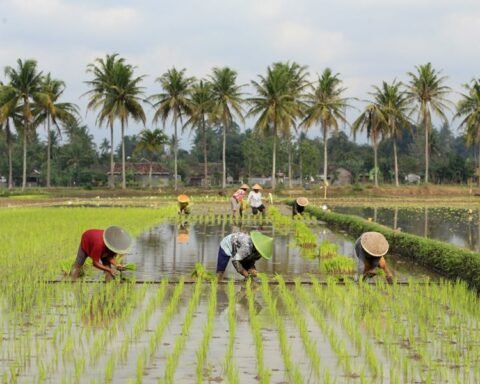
[354,237,380,274]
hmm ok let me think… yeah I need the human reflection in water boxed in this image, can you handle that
[215,283,263,321]
[177,222,189,244]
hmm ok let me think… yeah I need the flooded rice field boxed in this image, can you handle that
[335,206,480,251]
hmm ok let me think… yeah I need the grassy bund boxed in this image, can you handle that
[306,204,480,290]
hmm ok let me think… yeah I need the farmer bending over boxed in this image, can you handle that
[70,226,132,281]
[177,194,191,215]
[354,231,393,283]
[292,197,309,217]
[216,231,272,281]
[231,184,249,219]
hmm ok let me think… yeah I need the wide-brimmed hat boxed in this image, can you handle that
[250,231,273,260]
[360,231,389,257]
[252,184,262,190]
[240,183,249,190]
[103,226,132,254]
[177,194,189,203]
[296,197,309,207]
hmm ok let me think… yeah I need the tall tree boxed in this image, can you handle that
[407,63,452,183]
[135,128,169,188]
[302,68,350,195]
[183,80,214,187]
[352,103,387,186]
[248,64,301,189]
[209,67,244,189]
[3,59,44,190]
[35,74,78,187]
[0,83,19,189]
[455,79,480,172]
[373,80,411,186]
[149,67,194,191]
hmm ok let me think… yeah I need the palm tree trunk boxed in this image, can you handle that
[22,121,27,191]
[109,122,115,189]
[271,122,277,190]
[149,162,153,189]
[322,122,328,199]
[46,116,51,188]
[424,112,430,183]
[121,118,126,190]
[202,116,208,187]
[373,136,379,187]
[174,120,178,191]
[287,138,292,188]
[8,144,13,190]
[393,139,399,187]
[222,119,227,189]
[299,137,303,183]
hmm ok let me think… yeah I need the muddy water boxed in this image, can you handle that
[126,219,436,282]
[335,206,480,251]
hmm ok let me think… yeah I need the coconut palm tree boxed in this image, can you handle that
[149,67,194,191]
[101,61,146,189]
[34,74,78,187]
[135,128,169,188]
[183,80,214,187]
[455,79,480,171]
[407,63,452,183]
[352,103,387,187]
[0,83,19,189]
[84,53,124,188]
[209,67,244,189]
[3,59,44,190]
[373,80,411,187]
[302,68,350,195]
[248,63,302,189]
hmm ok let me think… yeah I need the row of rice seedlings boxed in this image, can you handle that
[259,275,304,384]
[308,277,382,379]
[224,279,240,384]
[104,280,169,383]
[162,279,203,384]
[133,277,185,384]
[196,280,217,384]
[319,255,356,274]
[245,280,271,384]
[267,206,292,235]
[275,275,323,379]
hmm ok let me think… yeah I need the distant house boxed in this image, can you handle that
[0,176,7,188]
[26,170,41,187]
[187,162,233,186]
[405,173,421,184]
[108,162,170,187]
[332,167,352,186]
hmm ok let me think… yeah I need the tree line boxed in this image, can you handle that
[1,56,480,190]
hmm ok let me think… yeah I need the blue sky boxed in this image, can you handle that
[1,0,479,148]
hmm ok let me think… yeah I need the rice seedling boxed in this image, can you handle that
[224,279,240,384]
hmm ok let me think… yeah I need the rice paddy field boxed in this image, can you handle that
[1,202,480,383]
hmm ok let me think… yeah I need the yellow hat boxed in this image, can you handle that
[252,184,262,190]
[360,232,389,257]
[240,183,249,190]
[177,194,189,203]
[296,197,309,207]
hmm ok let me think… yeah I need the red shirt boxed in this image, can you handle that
[80,229,114,263]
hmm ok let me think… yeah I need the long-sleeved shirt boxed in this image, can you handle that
[220,232,259,261]
[247,191,263,208]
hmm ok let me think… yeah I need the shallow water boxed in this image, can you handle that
[125,218,436,282]
[334,206,480,251]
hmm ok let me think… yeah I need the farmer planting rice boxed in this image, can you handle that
[247,184,267,217]
[216,231,273,281]
[231,183,249,219]
[292,197,309,217]
[354,231,393,283]
[70,226,133,281]
[177,194,191,215]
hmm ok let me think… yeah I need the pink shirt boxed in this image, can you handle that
[232,189,247,201]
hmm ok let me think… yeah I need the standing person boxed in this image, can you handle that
[354,231,393,283]
[292,197,309,217]
[247,184,267,217]
[70,226,133,281]
[216,231,273,281]
[231,184,249,219]
[177,194,191,215]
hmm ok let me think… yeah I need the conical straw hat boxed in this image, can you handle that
[103,226,132,254]
[252,184,262,190]
[177,194,190,203]
[296,197,309,207]
[360,231,389,257]
[250,231,273,260]
[240,183,249,190]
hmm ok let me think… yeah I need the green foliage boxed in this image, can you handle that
[319,256,356,274]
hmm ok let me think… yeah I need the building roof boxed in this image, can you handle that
[108,162,169,175]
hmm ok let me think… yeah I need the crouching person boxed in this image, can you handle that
[216,231,273,281]
[354,231,393,283]
[70,226,133,282]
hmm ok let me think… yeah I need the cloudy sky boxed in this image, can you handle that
[1,0,479,148]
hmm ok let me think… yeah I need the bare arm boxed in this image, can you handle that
[92,259,116,276]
